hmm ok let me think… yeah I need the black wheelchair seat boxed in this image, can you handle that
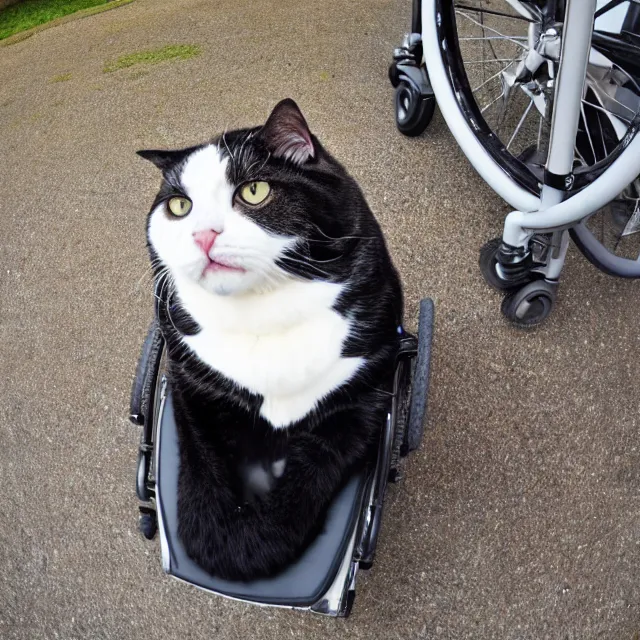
[156,391,370,608]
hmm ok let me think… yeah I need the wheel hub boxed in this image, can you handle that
[499,21,558,121]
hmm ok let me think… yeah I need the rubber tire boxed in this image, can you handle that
[479,238,534,291]
[395,81,436,137]
[389,62,401,88]
[341,589,356,618]
[407,298,435,451]
[130,319,164,426]
[501,280,557,328]
[139,509,158,540]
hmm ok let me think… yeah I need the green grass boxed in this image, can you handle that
[103,44,201,73]
[50,72,72,83]
[0,0,115,40]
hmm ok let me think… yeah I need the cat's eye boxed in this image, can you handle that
[238,181,271,206]
[167,197,192,217]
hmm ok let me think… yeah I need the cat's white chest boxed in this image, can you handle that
[174,277,364,428]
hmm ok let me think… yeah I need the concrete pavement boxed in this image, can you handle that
[0,0,639,638]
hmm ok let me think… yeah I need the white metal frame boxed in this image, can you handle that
[422,0,640,252]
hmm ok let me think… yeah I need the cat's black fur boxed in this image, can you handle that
[141,100,403,580]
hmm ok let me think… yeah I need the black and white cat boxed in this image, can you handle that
[138,99,403,580]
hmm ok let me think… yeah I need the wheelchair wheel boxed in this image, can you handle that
[130,318,164,427]
[501,280,557,328]
[139,506,158,540]
[428,1,640,198]
[406,298,434,451]
[395,81,436,137]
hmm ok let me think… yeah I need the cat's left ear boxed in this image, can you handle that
[136,148,185,172]
[259,99,315,165]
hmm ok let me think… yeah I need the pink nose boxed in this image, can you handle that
[193,229,219,256]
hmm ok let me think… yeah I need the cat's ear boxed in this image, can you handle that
[136,149,185,171]
[259,99,315,165]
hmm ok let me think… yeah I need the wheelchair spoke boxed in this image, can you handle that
[506,99,534,150]
[454,3,532,21]
[581,99,636,125]
[480,90,506,114]
[596,109,608,160]
[537,113,543,151]
[456,10,530,40]
[463,58,521,64]
[472,65,512,93]
[598,93,638,117]
[580,103,598,163]
[458,36,528,48]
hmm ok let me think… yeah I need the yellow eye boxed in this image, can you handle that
[167,197,192,217]
[239,181,270,206]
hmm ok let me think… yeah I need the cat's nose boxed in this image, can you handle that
[193,229,219,256]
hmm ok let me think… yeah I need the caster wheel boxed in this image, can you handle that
[139,508,158,540]
[342,589,356,618]
[501,280,557,328]
[479,238,533,291]
[395,81,435,137]
[388,62,400,88]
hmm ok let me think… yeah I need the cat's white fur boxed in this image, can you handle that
[148,144,364,428]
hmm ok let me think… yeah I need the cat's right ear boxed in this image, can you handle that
[136,149,183,172]
[259,99,315,165]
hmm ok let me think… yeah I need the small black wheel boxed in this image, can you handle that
[341,589,356,618]
[395,81,435,137]
[479,238,534,291]
[139,508,158,540]
[388,62,400,88]
[501,280,557,328]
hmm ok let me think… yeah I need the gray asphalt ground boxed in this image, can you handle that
[1,0,639,638]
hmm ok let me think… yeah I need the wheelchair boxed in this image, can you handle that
[129,298,434,617]
[390,0,640,326]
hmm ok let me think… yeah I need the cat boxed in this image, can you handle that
[138,99,403,581]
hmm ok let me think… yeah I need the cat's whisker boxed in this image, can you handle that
[362,383,394,397]
[278,255,333,280]
[307,222,377,243]
[244,158,262,178]
[135,257,167,291]
[236,131,257,174]
[241,257,288,291]
[155,269,173,305]
[135,267,154,289]
[221,133,235,179]
[307,233,378,244]
[289,247,344,264]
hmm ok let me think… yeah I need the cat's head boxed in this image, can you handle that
[139,99,354,297]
